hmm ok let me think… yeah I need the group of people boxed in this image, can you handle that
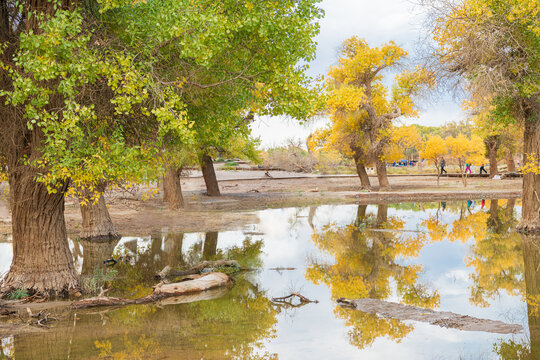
[440,158,488,175]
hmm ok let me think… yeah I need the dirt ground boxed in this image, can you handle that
[0,171,523,237]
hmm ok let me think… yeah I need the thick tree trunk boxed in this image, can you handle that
[522,234,540,358]
[200,153,220,196]
[203,232,218,259]
[519,119,540,232]
[485,136,499,178]
[163,166,184,210]
[78,182,120,241]
[506,150,516,172]
[3,167,79,295]
[354,156,372,190]
[375,158,390,190]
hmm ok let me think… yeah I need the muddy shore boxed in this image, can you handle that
[0,171,523,237]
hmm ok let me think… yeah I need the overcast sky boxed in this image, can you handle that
[250,0,465,148]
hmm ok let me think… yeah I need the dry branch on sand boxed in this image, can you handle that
[71,272,232,309]
[337,298,523,334]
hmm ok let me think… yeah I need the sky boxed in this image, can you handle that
[250,0,465,148]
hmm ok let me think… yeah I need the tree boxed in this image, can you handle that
[468,103,504,178]
[326,37,434,190]
[159,1,324,207]
[0,2,192,295]
[420,135,447,185]
[0,0,323,295]
[428,0,540,231]
[385,125,423,165]
[445,134,485,186]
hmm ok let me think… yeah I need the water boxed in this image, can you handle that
[1,199,538,359]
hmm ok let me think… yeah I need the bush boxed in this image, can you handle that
[262,141,317,172]
[82,266,118,295]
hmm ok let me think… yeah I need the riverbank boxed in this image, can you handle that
[0,171,523,238]
[65,171,522,236]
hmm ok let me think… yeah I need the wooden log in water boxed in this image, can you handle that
[337,298,523,334]
[156,260,240,279]
[71,272,232,310]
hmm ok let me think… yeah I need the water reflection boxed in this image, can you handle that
[307,204,439,349]
[3,200,540,359]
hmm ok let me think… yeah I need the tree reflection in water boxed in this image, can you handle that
[7,232,278,360]
[306,204,440,349]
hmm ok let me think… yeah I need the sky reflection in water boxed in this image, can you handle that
[0,199,536,359]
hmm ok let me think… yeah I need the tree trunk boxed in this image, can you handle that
[522,234,540,358]
[78,182,120,241]
[163,166,184,210]
[354,156,372,190]
[375,158,390,190]
[3,167,79,295]
[161,175,168,203]
[519,119,540,232]
[203,232,218,259]
[485,136,499,178]
[506,150,516,172]
[200,153,220,196]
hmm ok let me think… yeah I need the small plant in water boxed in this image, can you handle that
[8,288,28,300]
[82,266,118,295]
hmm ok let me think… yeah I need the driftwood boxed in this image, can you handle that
[71,272,232,310]
[269,267,296,271]
[156,260,241,279]
[272,293,318,307]
[337,298,523,334]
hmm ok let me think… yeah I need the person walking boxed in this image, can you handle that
[440,158,447,175]
[479,164,487,174]
[465,163,472,174]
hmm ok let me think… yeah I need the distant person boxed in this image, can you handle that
[479,164,487,174]
[441,201,447,210]
[481,199,485,209]
[465,163,472,174]
[440,158,447,175]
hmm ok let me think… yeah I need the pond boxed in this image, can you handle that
[1,199,538,359]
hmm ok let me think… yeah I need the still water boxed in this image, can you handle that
[1,199,538,359]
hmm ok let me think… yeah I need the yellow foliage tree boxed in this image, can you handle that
[326,37,435,190]
[445,134,485,186]
[420,135,447,185]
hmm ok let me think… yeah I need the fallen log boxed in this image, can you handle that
[156,260,241,279]
[71,272,232,310]
[337,298,523,334]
